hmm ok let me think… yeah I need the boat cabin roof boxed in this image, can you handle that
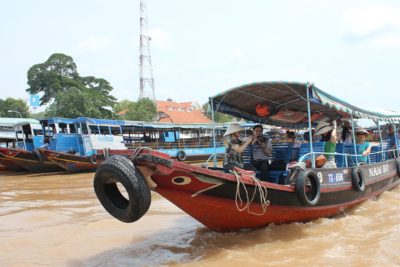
[74,117,125,126]
[210,81,400,125]
[0,118,40,127]
[123,121,229,131]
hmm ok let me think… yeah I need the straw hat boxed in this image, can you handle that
[355,127,369,135]
[315,120,334,135]
[224,123,243,136]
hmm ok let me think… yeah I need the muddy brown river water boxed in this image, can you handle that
[1,171,399,266]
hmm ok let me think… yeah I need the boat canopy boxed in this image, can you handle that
[0,118,40,127]
[123,121,229,130]
[74,117,125,126]
[40,117,76,125]
[210,81,400,125]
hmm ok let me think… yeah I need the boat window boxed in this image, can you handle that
[81,123,88,134]
[75,123,82,134]
[21,124,34,141]
[89,125,100,134]
[69,123,76,134]
[33,129,43,136]
[110,126,122,136]
[99,126,110,135]
[49,124,57,136]
[58,123,68,133]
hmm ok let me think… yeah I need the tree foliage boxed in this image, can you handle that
[114,100,136,120]
[115,98,157,122]
[0,98,31,118]
[26,53,116,118]
[202,102,235,123]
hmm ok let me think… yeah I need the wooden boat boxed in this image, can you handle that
[0,118,31,171]
[122,121,227,162]
[93,82,400,231]
[0,119,63,172]
[39,117,129,172]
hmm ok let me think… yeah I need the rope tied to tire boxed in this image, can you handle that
[130,147,154,160]
[232,169,270,216]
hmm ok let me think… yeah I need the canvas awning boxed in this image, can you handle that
[210,81,400,125]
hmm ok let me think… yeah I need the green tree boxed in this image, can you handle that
[125,98,157,121]
[26,53,79,105]
[0,97,31,118]
[26,53,116,118]
[114,99,136,120]
[202,102,235,123]
[44,87,114,119]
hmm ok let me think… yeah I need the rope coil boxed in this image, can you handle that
[232,170,270,216]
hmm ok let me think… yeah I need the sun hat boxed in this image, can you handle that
[224,123,243,136]
[355,127,369,135]
[315,120,334,135]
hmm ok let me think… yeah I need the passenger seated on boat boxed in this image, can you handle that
[314,119,337,168]
[39,136,50,150]
[387,124,398,158]
[355,127,372,164]
[303,129,315,143]
[250,124,272,180]
[341,119,353,144]
[286,131,301,147]
[223,123,256,173]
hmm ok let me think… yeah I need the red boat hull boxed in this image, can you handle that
[0,147,63,172]
[42,149,134,172]
[94,150,400,231]
[0,154,25,171]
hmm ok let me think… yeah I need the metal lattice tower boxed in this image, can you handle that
[139,0,155,101]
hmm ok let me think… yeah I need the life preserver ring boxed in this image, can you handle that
[295,170,321,206]
[396,158,400,177]
[351,167,365,192]
[93,155,151,223]
[177,150,187,161]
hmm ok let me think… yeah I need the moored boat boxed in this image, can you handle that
[122,121,227,163]
[40,117,129,172]
[93,82,400,231]
[0,119,63,172]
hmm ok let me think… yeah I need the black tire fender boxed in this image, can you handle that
[295,170,321,206]
[33,149,44,163]
[177,150,187,161]
[93,155,151,223]
[351,167,365,192]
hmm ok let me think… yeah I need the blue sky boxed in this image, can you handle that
[1,0,400,113]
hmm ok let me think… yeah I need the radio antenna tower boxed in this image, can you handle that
[139,0,155,101]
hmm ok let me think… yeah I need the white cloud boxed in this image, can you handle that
[370,34,400,47]
[342,3,400,36]
[77,37,113,52]
[148,28,174,49]
[278,65,321,83]
[192,63,207,70]
[231,47,245,61]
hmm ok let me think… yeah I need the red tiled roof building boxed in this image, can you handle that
[156,100,211,123]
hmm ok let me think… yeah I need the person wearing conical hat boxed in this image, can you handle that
[355,127,372,164]
[223,123,255,173]
[314,119,337,168]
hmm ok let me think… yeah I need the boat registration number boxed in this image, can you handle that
[327,172,344,183]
